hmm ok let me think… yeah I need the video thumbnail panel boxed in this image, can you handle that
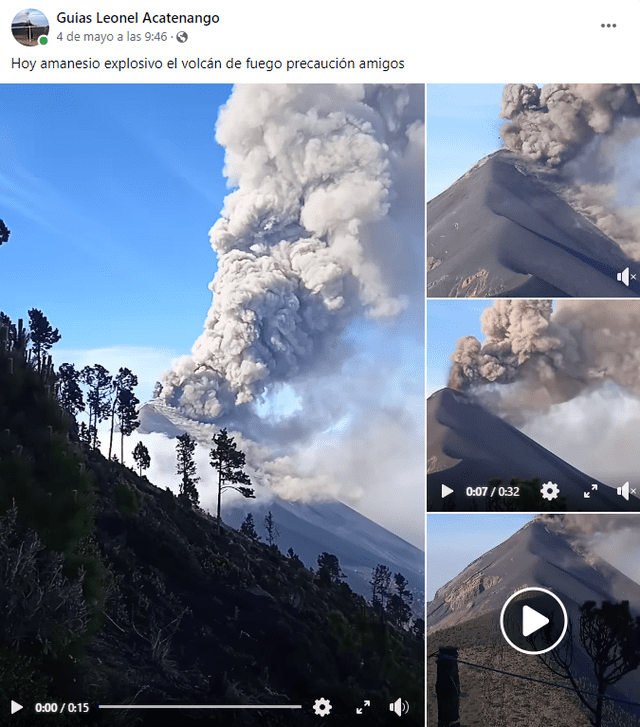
[427,298,640,512]
[427,513,640,726]
[427,83,640,299]
[0,83,424,725]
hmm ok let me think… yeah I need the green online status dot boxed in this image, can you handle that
[39,36,48,45]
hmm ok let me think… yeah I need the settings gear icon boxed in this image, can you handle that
[540,481,560,501]
[313,698,332,716]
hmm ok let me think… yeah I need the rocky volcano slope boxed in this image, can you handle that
[427,150,640,298]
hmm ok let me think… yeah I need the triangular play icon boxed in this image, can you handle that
[11,701,23,714]
[522,605,550,637]
[441,484,454,498]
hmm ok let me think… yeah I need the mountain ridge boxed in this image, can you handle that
[427,149,640,298]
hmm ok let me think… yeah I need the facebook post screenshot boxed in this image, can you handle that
[0,4,425,725]
[426,6,640,721]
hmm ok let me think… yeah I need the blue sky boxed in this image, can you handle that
[427,513,533,600]
[427,299,497,396]
[427,84,506,200]
[1,84,233,401]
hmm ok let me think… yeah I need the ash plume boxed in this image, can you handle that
[145,85,424,517]
[535,514,640,585]
[161,84,423,423]
[500,84,640,166]
[449,299,640,421]
[499,83,640,257]
[447,300,640,484]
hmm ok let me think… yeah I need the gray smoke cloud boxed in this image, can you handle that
[144,85,424,524]
[449,299,640,422]
[500,83,640,166]
[535,514,640,586]
[448,300,640,484]
[500,83,640,258]
[161,84,423,425]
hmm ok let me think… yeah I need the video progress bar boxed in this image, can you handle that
[99,705,302,709]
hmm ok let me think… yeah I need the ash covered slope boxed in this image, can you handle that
[139,400,424,611]
[427,517,640,719]
[223,499,425,615]
[427,388,637,511]
[427,150,640,298]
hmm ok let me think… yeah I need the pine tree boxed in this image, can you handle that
[287,547,300,562]
[317,552,346,584]
[209,428,254,530]
[28,309,61,372]
[108,368,138,461]
[239,513,260,540]
[133,441,151,476]
[176,433,199,507]
[0,219,10,246]
[370,564,392,611]
[0,312,16,351]
[56,363,85,417]
[264,510,280,546]
[117,388,140,465]
[81,365,112,448]
[388,572,413,625]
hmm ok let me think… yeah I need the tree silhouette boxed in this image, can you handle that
[56,363,85,418]
[264,510,280,546]
[176,433,199,507]
[117,388,140,465]
[239,513,260,540]
[388,572,413,626]
[370,564,392,612]
[0,312,16,351]
[539,600,640,727]
[28,309,61,372]
[0,219,10,246]
[209,429,254,530]
[317,552,345,584]
[133,441,151,477]
[81,365,112,448]
[108,368,138,461]
[287,547,300,562]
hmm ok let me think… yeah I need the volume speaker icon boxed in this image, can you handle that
[389,697,409,716]
[618,481,630,500]
[618,267,630,286]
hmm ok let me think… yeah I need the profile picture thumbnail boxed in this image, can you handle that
[12,8,49,46]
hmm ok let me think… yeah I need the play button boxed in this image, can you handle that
[522,605,550,637]
[500,587,568,655]
[441,484,454,499]
[11,701,23,715]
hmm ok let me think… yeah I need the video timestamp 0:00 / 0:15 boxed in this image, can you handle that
[465,486,521,497]
[35,703,90,714]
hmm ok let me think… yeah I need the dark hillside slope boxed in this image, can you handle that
[0,340,423,727]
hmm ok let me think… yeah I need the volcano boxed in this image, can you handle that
[427,388,639,512]
[138,400,425,611]
[427,149,640,298]
[427,516,640,724]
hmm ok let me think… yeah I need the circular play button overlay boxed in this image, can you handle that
[499,587,568,655]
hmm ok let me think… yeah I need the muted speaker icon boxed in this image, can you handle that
[389,697,409,716]
[617,482,630,500]
[618,267,630,286]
